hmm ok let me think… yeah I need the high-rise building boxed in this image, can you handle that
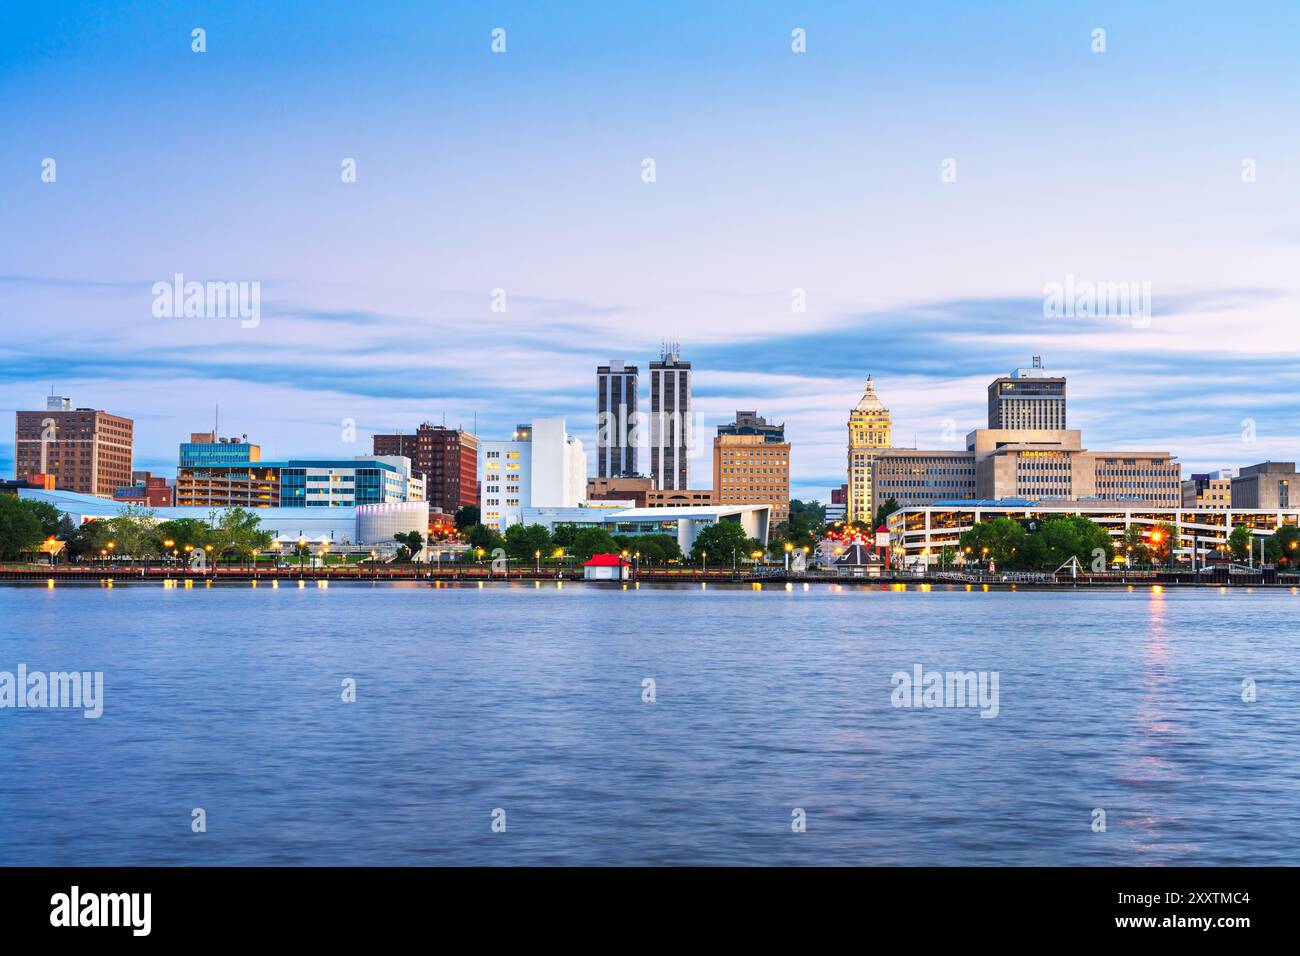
[862,360,1179,509]
[15,401,134,498]
[847,377,891,523]
[479,419,587,531]
[987,357,1067,430]
[597,361,638,479]
[713,410,791,525]
[372,423,479,514]
[180,432,261,467]
[649,343,691,490]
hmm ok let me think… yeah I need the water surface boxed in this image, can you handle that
[1,583,1295,865]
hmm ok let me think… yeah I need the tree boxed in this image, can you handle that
[551,523,579,548]
[1120,524,1150,565]
[504,523,553,562]
[105,505,159,567]
[1228,525,1253,562]
[23,498,63,538]
[464,523,504,555]
[454,505,480,529]
[873,497,901,530]
[206,506,267,568]
[689,520,754,564]
[155,518,211,555]
[0,494,45,560]
[64,518,110,561]
[959,518,1025,568]
[571,527,619,562]
[393,530,425,563]
[1148,521,1177,564]
[1018,515,1113,571]
[1265,524,1300,567]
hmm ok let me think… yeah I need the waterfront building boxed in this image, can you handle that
[480,419,587,531]
[987,356,1067,430]
[1231,462,1296,509]
[596,360,638,479]
[649,342,691,490]
[18,487,422,554]
[847,377,891,523]
[179,432,260,468]
[176,463,282,508]
[14,400,133,498]
[177,456,422,509]
[372,423,479,514]
[712,410,791,525]
[582,553,631,581]
[279,456,423,507]
[872,450,977,508]
[1181,469,1236,509]
[885,498,1296,570]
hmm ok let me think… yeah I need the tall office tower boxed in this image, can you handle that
[15,400,134,498]
[846,377,891,523]
[987,356,1067,430]
[649,342,691,490]
[596,360,639,479]
[373,424,479,513]
[713,410,792,525]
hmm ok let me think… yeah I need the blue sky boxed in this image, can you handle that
[3,1,1299,501]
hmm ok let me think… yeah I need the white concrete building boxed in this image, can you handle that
[480,419,587,531]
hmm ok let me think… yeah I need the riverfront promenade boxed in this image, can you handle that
[0,564,1292,588]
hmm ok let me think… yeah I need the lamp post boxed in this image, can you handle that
[535,549,541,574]
[702,550,708,574]
[634,550,640,578]
[163,539,174,575]
[784,541,793,571]
[298,536,307,574]
[251,549,259,577]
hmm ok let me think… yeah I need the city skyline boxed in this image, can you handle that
[4,2,1300,501]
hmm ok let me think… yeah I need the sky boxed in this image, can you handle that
[2,0,1299,502]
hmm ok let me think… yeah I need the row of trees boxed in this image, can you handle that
[957,516,1300,571]
[455,521,684,565]
[0,497,275,567]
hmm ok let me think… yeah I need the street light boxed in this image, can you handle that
[297,536,307,574]
[784,541,793,572]
[534,549,541,573]
[701,550,708,573]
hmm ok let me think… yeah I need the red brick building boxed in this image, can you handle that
[113,471,175,507]
[15,403,134,498]
[373,424,479,516]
